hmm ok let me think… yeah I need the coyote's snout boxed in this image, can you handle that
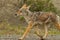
[16,4,60,40]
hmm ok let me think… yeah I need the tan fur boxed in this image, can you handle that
[16,4,60,40]
[54,22,60,30]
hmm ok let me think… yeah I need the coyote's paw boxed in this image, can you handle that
[40,38,45,40]
[40,36,46,40]
[18,38,23,40]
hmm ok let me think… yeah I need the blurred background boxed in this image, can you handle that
[0,0,60,35]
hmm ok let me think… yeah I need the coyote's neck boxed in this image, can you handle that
[22,9,33,23]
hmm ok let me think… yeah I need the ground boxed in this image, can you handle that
[0,34,60,40]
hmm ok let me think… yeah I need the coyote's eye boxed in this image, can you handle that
[20,11,22,13]
[15,14,17,16]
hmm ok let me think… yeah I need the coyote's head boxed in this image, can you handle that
[15,4,31,16]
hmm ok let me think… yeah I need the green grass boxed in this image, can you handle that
[0,22,21,35]
[48,29,60,35]
[0,22,60,35]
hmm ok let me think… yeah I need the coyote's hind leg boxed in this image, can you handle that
[43,24,48,39]
[54,22,60,30]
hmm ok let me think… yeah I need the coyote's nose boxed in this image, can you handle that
[15,14,18,16]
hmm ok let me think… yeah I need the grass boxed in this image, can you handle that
[48,29,60,35]
[0,22,21,35]
[20,27,60,35]
[0,22,60,35]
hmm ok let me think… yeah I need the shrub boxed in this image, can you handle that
[19,0,57,20]
[19,0,57,13]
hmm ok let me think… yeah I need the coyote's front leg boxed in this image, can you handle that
[19,21,33,40]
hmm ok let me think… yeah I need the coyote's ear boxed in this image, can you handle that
[27,5,31,9]
[21,4,27,9]
[20,4,31,10]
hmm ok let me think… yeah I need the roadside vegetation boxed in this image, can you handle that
[0,0,60,35]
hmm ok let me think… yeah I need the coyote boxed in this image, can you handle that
[15,4,60,40]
